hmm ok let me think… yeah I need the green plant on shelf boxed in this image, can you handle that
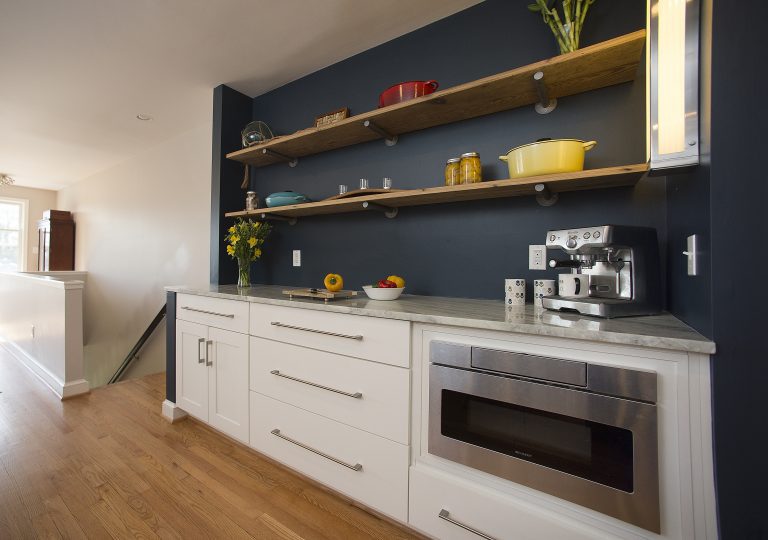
[528,0,597,54]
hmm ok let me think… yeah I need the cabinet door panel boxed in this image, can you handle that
[176,320,208,421]
[208,327,249,443]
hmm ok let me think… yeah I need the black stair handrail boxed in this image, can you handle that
[108,304,167,384]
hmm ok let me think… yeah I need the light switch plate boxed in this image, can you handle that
[292,250,301,267]
[684,234,698,276]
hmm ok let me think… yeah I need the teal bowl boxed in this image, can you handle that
[265,191,311,207]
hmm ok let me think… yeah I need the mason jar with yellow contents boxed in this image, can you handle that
[459,152,482,184]
[444,158,462,186]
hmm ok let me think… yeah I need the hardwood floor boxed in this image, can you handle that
[0,347,421,539]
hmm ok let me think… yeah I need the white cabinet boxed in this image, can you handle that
[250,303,410,367]
[250,336,410,444]
[175,319,249,444]
[250,392,409,521]
[409,466,608,540]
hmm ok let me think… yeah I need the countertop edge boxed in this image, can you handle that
[165,286,716,355]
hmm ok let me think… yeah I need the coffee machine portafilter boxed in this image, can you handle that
[542,225,663,318]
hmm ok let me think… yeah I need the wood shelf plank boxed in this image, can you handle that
[225,164,649,220]
[226,30,646,168]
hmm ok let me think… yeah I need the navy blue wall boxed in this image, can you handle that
[236,0,659,300]
[705,1,768,537]
[212,84,253,285]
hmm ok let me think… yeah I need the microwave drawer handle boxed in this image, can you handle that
[270,321,363,340]
[181,306,235,318]
[438,509,496,540]
[270,429,362,471]
[270,370,363,399]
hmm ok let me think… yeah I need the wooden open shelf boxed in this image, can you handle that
[225,164,649,220]
[226,30,646,168]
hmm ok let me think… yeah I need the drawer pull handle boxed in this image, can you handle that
[197,337,205,363]
[270,370,363,399]
[270,321,363,341]
[205,340,213,366]
[270,429,363,471]
[181,306,235,318]
[438,509,496,540]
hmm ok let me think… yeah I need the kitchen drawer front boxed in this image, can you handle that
[177,293,249,333]
[409,467,607,540]
[250,336,409,444]
[249,392,409,521]
[249,303,410,367]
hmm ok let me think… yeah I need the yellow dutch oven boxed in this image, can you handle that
[499,138,597,178]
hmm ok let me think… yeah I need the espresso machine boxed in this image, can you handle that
[542,225,662,318]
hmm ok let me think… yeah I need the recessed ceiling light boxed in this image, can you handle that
[136,114,153,121]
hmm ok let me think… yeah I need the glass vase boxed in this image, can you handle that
[237,258,250,288]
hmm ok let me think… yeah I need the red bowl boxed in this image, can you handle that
[378,80,439,108]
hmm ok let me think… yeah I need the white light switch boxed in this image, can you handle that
[683,234,698,276]
[292,250,301,267]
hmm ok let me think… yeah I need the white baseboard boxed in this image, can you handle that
[162,399,188,423]
[1,341,90,400]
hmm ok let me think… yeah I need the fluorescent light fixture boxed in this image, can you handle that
[648,0,699,170]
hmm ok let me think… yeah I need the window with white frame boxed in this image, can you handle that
[0,197,28,271]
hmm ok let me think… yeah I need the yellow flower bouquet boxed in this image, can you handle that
[224,218,272,287]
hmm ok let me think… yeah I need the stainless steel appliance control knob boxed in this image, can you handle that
[549,234,556,242]
[566,237,578,248]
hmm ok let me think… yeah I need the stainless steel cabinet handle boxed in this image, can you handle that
[270,370,362,399]
[205,340,213,366]
[197,337,205,363]
[270,321,363,340]
[438,509,496,540]
[181,306,235,318]
[270,429,362,471]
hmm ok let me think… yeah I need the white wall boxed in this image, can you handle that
[0,272,88,399]
[56,120,212,386]
[0,184,57,271]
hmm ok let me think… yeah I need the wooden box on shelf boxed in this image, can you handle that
[37,209,75,271]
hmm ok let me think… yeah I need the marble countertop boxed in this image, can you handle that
[166,284,716,354]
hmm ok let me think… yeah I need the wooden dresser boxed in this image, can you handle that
[37,209,75,271]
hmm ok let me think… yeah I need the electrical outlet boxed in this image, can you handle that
[529,245,547,270]
[292,250,301,267]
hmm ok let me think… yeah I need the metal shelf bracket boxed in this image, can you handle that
[362,201,398,218]
[259,213,297,225]
[363,120,398,146]
[533,71,557,114]
[262,148,298,167]
[534,183,559,206]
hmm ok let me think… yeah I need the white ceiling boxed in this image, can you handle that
[0,0,481,190]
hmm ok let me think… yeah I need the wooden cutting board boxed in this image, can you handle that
[282,288,358,302]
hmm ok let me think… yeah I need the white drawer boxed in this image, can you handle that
[250,303,410,367]
[409,467,608,540]
[249,392,409,521]
[177,293,249,333]
[250,336,410,444]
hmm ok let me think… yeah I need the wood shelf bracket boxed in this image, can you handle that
[534,183,559,206]
[259,212,297,225]
[533,71,557,115]
[262,148,298,167]
[362,201,398,218]
[362,120,398,146]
